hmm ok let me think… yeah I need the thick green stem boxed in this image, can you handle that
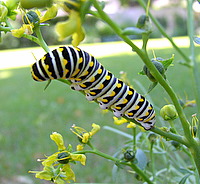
[187,0,200,115]
[75,149,154,184]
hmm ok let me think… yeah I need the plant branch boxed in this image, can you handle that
[137,0,191,65]
[75,149,154,184]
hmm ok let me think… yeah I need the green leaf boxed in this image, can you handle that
[179,173,191,184]
[147,82,157,93]
[161,54,174,70]
[135,149,147,170]
[122,27,146,35]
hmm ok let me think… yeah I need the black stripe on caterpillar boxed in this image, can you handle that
[31,46,156,130]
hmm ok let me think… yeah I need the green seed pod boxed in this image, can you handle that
[143,59,165,82]
[136,15,149,29]
[23,11,40,26]
[124,150,135,161]
[57,152,70,164]
[160,104,178,121]
[148,132,157,143]
[20,0,53,9]
[171,140,181,149]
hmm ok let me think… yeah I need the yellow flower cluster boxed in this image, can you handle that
[29,132,86,183]
[12,0,86,46]
[29,123,100,183]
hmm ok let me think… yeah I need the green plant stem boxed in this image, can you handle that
[132,127,137,152]
[150,142,156,182]
[187,0,200,115]
[137,0,191,65]
[75,149,154,184]
[34,26,50,53]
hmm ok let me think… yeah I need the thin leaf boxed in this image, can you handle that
[179,173,191,184]
[122,27,146,35]
[161,54,174,70]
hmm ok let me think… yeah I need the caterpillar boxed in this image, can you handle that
[31,46,156,130]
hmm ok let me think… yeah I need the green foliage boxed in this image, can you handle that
[1,0,200,183]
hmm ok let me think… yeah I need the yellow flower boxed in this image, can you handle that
[71,123,100,144]
[55,10,85,46]
[126,122,136,128]
[113,117,128,125]
[11,6,57,38]
[11,23,34,37]
[30,132,86,183]
[39,4,58,22]
[50,132,66,151]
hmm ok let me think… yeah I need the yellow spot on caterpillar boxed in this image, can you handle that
[128,90,133,95]
[145,111,149,116]
[98,84,104,89]
[149,106,152,110]
[143,115,155,122]
[78,57,83,63]
[72,69,80,77]
[101,99,108,103]
[63,59,68,65]
[112,105,122,110]
[58,47,64,52]
[117,83,122,88]
[137,118,144,121]
[110,91,116,96]
[89,76,95,82]
[89,61,94,67]
[139,98,144,102]
[82,70,89,76]
[134,105,140,110]
[122,98,128,104]
[98,69,102,74]
[62,69,69,79]
[80,83,87,88]
[127,112,133,116]
[105,75,111,80]
[89,91,96,95]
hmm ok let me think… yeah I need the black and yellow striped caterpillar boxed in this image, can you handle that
[31,46,156,130]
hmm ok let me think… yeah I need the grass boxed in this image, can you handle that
[0,38,200,183]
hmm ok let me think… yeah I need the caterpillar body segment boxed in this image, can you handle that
[31,46,156,130]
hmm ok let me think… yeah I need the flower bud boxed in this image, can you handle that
[148,132,158,143]
[57,152,70,164]
[23,11,40,26]
[136,15,149,29]
[124,150,135,161]
[160,104,178,121]
[143,59,165,82]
